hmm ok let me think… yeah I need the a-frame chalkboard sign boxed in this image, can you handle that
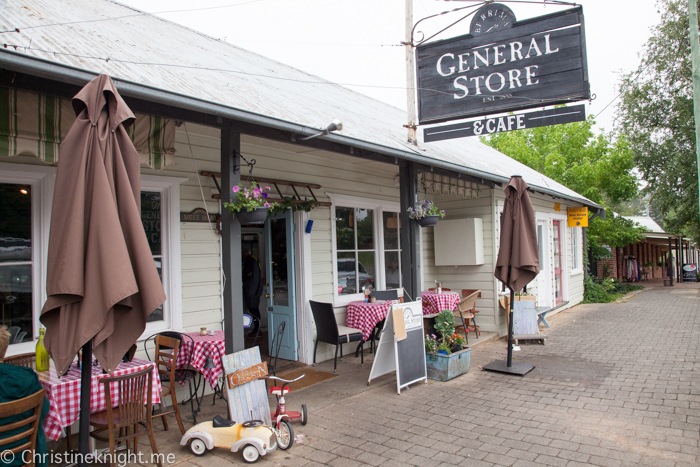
[222,347,271,425]
[367,300,427,394]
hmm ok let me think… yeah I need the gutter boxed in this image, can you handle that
[0,49,604,216]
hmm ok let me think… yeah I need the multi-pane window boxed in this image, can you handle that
[336,207,376,295]
[383,212,401,290]
[0,183,33,345]
[570,227,580,271]
[141,191,164,323]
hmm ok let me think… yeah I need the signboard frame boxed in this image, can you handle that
[567,207,588,227]
[416,6,590,124]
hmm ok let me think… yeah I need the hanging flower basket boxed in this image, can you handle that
[417,215,439,227]
[236,207,269,225]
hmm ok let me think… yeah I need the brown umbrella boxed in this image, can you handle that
[486,175,540,375]
[41,74,165,376]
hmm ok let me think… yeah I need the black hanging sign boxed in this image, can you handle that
[423,104,586,142]
[180,207,217,223]
[416,6,590,124]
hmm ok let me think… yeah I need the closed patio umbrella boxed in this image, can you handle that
[40,74,165,462]
[485,175,539,376]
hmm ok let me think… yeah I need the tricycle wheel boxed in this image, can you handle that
[189,438,207,456]
[241,444,260,463]
[300,404,308,425]
[277,420,294,450]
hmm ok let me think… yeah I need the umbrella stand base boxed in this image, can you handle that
[482,360,535,376]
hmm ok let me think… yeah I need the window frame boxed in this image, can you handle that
[2,162,185,356]
[328,193,401,307]
[570,226,583,276]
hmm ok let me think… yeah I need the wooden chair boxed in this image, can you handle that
[309,301,363,373]
[461,289,482,337]
[89,367,161,467]
[3,352,36,370]
[454,291,480,343]
[0,388,46,467]
[149,335,186,435]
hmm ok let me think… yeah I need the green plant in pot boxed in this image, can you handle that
[222,181,276,224]
[426,309,467,355]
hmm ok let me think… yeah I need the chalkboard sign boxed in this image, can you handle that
[682,264,697,282]
[367,301,427,394]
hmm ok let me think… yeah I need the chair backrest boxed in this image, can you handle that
[457,293,479,314]
[428,287,452,292]
[7,326,20,344]
[461,289,482,300]
[0,388,46,467]
[145,331,193,368]
[309,301,339,344]
[100,366,153,429]
[154,335,181,388]
[370,290,398,301]
[268,321,286,376]
[3,352,36,370]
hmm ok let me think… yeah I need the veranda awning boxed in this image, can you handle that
[0,86,175,169]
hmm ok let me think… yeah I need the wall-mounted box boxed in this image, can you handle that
[434,218,484,266]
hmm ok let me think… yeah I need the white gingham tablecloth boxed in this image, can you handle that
[36,358,162,441]
[176,331,226,388]
[421,291,461,315]
[345,301,393,341]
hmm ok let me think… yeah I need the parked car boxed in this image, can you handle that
[337,258,374,294]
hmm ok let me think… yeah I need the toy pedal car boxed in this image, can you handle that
[181,415,286,463]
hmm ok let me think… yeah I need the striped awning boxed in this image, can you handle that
[0,86,175,169]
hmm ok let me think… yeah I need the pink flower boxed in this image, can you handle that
[233,186,240,193]
[264,202,270,207]
[245,192,249,199]
[253,191,259,198]
[265,186,271,190]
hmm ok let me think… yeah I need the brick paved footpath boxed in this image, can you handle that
[161,286,699,467]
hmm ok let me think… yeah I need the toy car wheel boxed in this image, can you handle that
[277,420,294,450]
[241,444,260,463]
[300,404,308,425]
[189,438,207,456]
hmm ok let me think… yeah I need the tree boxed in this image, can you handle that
[617,0,699,241]
[482,116,644,260]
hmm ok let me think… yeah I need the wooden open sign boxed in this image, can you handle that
[226,361,268,389]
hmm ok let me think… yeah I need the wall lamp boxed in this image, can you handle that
[295,119,343,141]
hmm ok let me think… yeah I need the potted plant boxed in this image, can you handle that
[425,309,470,381]
[407,200,446,227]
[222,182,275,225]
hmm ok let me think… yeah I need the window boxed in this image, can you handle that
[141,191,164,323]
[570,227,582,274]
[329,194,401,304]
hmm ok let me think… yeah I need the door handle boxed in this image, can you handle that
[265,294,270,298]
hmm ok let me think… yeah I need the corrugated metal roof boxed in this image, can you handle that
[625,216,666,234]
[0,0,598,207]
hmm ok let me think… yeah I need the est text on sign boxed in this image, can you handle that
[567,207,588,227]
[416,7,590,124]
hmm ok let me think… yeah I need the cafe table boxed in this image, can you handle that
[176,330,226,389]
[36,357,162,441]
[421,290,461,315]
[345,300,394,342]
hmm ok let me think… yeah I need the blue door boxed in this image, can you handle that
[265,210,297,361]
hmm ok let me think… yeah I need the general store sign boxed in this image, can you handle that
[416,7,590,124]
[567,207,588,227]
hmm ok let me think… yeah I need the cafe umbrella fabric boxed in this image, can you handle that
[40,75,165,376]
[494,176,540,293]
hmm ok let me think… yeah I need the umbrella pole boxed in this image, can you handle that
[507,288,514,367]
[78,339,92,467]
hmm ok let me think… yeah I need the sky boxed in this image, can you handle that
[116,0,662,134]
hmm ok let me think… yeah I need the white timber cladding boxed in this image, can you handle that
[421,189,497,332]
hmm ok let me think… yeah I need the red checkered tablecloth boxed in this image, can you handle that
[345,301,393,341]
[176,331,226,388]
[421,291,460,315]
[36,358,162,441]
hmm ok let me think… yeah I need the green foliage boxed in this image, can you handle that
[617,0,700,242]
[222,182,275,213]
[583,276,644,303]
[427,310,466,355]
[433,310,455,339]
[268,197,318,215]
[482,114,645,251]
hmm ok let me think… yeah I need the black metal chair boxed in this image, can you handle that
[268,320,286,376]
[144,331,201,424]
[309,301,363,373]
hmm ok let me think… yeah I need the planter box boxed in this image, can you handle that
[426,347,471,381]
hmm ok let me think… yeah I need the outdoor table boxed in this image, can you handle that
[421,290,461,315]
[36,357,162,441]
[176,331,226,388]
[345,300,394,341]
